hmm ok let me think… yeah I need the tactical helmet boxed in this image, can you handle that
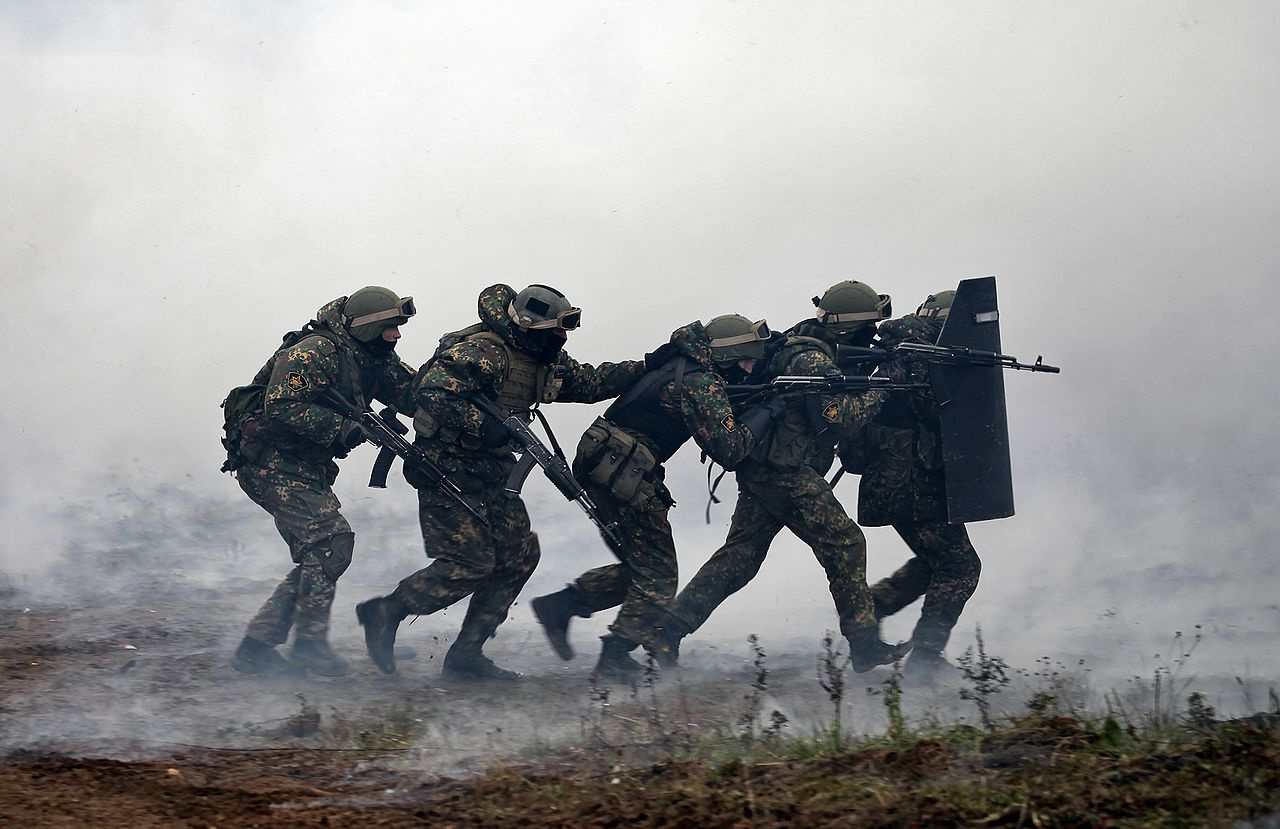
[813,280,892,330]
[508,284,581,331]
[343,286,416,342]
[917,290,955,321]
[705,314,771,363]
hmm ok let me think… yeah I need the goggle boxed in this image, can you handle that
[709,319,771,348]
[346,296,417,327]
[816,294,892,325]
[508,302,582,331]
[919,300,950,320]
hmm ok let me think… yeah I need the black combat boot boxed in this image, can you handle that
[649,615,687,668]
[846,629,913,674]
[594,634,644,684]
[231,636,305,678]
[441,650,522,682]
[356,596,407,675]
[532,585,591,661]
[289,638,351,677]
[902,648,956,684]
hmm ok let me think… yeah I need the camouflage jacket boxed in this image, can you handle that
[409,284,645,490]
[855,314,948,525]
[745,320,886,477]
[604,321,757,469]
[249,298,416,478]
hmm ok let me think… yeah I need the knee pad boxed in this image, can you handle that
[317,531,355,580]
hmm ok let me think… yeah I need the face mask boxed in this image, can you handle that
[514,327,566,362]
[362,336,398,355]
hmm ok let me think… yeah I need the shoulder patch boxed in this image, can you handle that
[822,400,841,423]
[721,413,737,432]
[285,371,310,393]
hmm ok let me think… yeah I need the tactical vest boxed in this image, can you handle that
[759,335,838,470]
[603,357,695,463]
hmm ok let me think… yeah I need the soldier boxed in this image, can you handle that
[658,281,912,673]
[857,290,982,677]
[228,287,418,677]
[355,284,646,681]
[531,315,787,682]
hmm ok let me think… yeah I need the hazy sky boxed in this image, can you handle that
[2,2,1277,668]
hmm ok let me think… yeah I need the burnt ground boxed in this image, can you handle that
[1,483,1278,826]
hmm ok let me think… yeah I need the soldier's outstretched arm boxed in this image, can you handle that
[554,352,647,404]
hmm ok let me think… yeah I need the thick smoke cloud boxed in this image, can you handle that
[2,1,1277,691]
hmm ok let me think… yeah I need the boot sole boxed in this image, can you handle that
[356,601,398,675]
[531,597,575,661]
[442,664,522,682]
[230,653,305,678]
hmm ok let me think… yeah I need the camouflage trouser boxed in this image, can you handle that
[870,521,981,652]
[236,459,353,645]
[571,479,678,647]
[390,484,540,658]
[670,464,877,639]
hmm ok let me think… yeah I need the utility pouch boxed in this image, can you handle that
[610,440,657,506]
[869,424,914,491]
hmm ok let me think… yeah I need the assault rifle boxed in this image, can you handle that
[727,374,927,407]
[469,392,627,557]
[836,343,1060,374]
[317,388,489,526]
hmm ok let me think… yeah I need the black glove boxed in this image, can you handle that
[739,396,791,443]
[644,341,679,371]
[875,357,911,385]
[330,420,366,457]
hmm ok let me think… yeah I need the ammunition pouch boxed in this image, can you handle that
[577,417,663,510]
[868,424,914,492]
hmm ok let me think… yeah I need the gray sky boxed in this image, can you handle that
[2,1,1277,671]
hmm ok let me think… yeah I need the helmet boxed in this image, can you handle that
[812,280,892,331]
[705,314,771,363]
[508,284,581,331]
[343,286,416,342]
[917,290,955,321]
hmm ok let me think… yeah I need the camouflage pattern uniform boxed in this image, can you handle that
[384,285,644,666]
[237,299,416,646]
[566,322,759,648]
[668,321,887,643]
[856,314,981,655]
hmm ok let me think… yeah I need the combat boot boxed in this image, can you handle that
[532,585,591,661]
[902,648,957,684]
[594,634,644,684]
[289,638,351,677]
[846,629,913,674]
[356,596,407,675]
[231,636,305,678]
[649,616,686,668]
[441,651,522,682]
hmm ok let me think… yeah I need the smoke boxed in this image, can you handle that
[2,0,1278,752]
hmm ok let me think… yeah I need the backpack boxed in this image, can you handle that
[219,323,345,473]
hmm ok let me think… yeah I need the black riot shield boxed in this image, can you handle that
[931,276,1015,522]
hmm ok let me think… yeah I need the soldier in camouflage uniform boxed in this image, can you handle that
[356,284,645,681]
[228,287,418,677]
[531,315,787,682]
[660,281,913,673]
[855,291,981,677]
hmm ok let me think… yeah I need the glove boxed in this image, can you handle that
[643,341,679,371]
[739,396,790,443]
[875,357,911,385]
[330,420,366,457]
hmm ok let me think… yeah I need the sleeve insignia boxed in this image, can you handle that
[285,371,310,392]
[721,414,736,432]
[822,401,841,423]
